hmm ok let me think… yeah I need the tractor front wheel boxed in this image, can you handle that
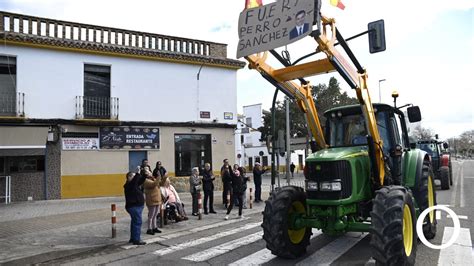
[413,161,437,239]
[262,186,311,259]
[370,186,417,266]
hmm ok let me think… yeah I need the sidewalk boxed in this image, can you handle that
[0,174,305,264]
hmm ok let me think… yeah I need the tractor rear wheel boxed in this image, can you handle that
[412,162,437,239]
[370,186,417,266]
[262,186,311,259]
[449,161,453,186]
[440,166,450,190]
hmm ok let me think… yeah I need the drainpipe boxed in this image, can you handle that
[44,141,48,200]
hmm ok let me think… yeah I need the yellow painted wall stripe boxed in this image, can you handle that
[61,174,125,199]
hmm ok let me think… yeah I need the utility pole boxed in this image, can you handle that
[378,79,386,103]
[286,99,291,186]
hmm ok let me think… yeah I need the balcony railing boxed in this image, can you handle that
[0,11,227,58]
[0,92,25,117]
[75,96,119,120]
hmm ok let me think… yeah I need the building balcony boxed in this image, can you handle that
[0,11,244,67]
[0,92,25,117]
[75,96,119,120]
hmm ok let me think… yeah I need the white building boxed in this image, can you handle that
[235,103,306,172]
[0,11,244,201]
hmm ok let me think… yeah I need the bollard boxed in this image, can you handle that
[249,188,253,209]
[111,204,116,238]
[198,191,202,220]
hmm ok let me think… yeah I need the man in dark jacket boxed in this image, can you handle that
[202,163,216,214]
[221,159,232,208]
[124,171,146,245]
[253,162,266,202]
[225,164,247,220]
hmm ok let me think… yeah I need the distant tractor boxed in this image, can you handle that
[416,139,452,190]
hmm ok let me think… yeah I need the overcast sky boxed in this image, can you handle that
[1,0,472,139]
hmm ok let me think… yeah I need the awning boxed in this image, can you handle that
[0,127,48,155]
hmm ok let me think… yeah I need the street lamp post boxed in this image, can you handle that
[378,79,386,103]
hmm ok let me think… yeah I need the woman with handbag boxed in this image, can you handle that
[189,167,202,216]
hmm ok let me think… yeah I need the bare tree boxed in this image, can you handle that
[411,125,434,140]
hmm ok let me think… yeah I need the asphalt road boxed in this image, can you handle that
[54,160,474,266]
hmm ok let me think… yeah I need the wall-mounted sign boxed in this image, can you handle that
[62,137,99,150]
[100,127,160,149]
[237,0,315,58]
[200,111,211,119]
[224,112,233,120]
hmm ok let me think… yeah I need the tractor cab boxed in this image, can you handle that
[323,103,419,184]
[417,140,440,169]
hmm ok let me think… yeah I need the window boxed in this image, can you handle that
[174,134,211,176]
[7,156,45,173]
[419,143,438,157]
[0,56,16,115]
[83,64,111,118]
[329,114,367,147]
[246,117,252,128]
[376,112,392,155]
[328,111,392,149]
[395,114,407,148]
[262,156,268,167]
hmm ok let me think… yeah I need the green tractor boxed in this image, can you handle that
[238,2,438,264]
[262,103,437,265]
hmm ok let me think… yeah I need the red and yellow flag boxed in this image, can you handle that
[330,0,345,10]
[244,0,263,10]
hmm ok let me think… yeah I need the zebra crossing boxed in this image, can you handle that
[130,211,473,266]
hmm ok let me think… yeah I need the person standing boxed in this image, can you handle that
[202,163,216,214]
[237,164,249,209]
[138,159,151,172]
[253,162,266,202]
[153,161,168,179]
[221,159,232,208]
[290,162,296,178]
[124,171,146,245]
[225,166,245,220]
[143,169,162,235]
[189,167,202,216]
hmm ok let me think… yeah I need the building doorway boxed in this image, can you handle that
[129,151,147,172]
[174,134,211,176]
[298,154,304,170]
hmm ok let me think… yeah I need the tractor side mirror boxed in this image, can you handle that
[443,142,449,150]
[368,20,386,54]
[407,106,422,123]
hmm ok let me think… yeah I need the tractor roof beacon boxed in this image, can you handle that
[241,1,437,265]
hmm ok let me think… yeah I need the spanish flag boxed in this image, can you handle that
[330,0,345,10]
[245,0,263,10]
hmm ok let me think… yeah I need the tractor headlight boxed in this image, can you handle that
[306,181,318,191]
[320,181,342,191]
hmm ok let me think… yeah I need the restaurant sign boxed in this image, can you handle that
[100,127,160,149]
